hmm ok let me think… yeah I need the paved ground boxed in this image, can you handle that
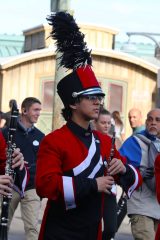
[9,198,47,240]
[115,217,133,240]
[8,198,134,240]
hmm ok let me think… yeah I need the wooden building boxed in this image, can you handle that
[0,23,159,137]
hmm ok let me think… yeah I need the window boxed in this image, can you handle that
[41,80,54,112]
[108,83,123,113]
[24,32,45,52]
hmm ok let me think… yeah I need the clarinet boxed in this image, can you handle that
[108,131,116,164]
[0,102,19,240]
[104,132,116,194]
[117,190,127,230]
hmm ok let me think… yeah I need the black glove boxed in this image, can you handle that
[141,167,154,180]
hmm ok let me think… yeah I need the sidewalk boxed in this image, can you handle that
[9,198,47,240]
[115,215,133,240]
[115,186,134,240]
[9,198,134,240]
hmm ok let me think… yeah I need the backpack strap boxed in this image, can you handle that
[134,133,151,146]
[134,133,157,192]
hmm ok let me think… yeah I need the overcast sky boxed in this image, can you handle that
[1,0,160,43]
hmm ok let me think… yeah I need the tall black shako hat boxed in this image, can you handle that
[47,11,105,106]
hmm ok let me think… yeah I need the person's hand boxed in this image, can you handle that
[108,158,126,175]
[141,167,154,180]
[12,148,25,170]
[96,176,114,194]
[0,175,13,196]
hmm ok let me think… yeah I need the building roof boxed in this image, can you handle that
[0,47,56,69]
[115,41,160,66]
[0,34,24,57]
[0,46,159,75]
[116,41,155,56]
[0,31,159,69]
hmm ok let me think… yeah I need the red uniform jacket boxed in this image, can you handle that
[155,155,160,240]
[0,131,7,174]
[36,123,142,240]
[0,131,28,197]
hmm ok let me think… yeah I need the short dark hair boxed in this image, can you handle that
[9,99,17,108]
[61,106,73,121]
[99,107,111,116]
[21,97,41,111]
[94,107,111,122]
[61,98,80,121]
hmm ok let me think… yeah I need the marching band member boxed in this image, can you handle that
[35,12,142,240]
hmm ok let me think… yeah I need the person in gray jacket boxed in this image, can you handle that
[119,108,160,240]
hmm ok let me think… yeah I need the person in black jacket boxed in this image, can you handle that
[0,99,17,128]
[2,97,45,240]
